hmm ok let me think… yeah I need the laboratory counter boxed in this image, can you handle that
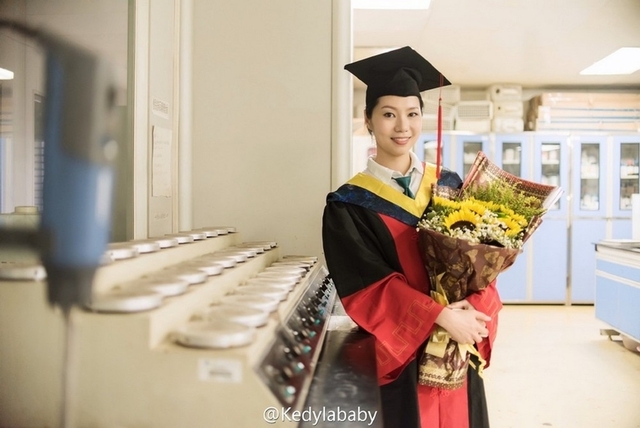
[594,241,640,347]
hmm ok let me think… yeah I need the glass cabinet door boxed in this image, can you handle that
[455,135,490,179]
[540,143,561,210]
[501,142,521,177]
[570,136,607,218]
[618,142,639,211]
[579,143,601,211]
[495,134,532,179]
[463,141,483,177]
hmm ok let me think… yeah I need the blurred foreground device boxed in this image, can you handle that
[0,20,119,310]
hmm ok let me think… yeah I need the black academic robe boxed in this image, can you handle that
[322,163,502,428]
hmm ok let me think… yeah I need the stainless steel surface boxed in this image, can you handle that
[299,329,383,428]
[256,270,335,411]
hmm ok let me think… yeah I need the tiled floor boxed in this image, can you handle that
[483,305,640,428]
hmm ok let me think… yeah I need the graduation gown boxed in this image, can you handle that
[321,163,503,428]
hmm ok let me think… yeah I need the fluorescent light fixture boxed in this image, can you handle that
[352,0,431,10]
[0,67,14,80]
[580,47,640,75]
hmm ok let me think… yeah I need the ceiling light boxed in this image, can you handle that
[580,47,640,75]
[352,0,431,10]
[0,67,14,80]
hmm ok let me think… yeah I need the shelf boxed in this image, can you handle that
[541,160,560,165]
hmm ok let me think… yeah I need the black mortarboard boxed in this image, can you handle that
[344,46,451,107]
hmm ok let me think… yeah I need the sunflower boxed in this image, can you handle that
[471,198,501,212]
[509,213,529,227]
[498,205,515,216]
[433,196,461,210]
[500,217,523,237]
[465,201,488,216]
[443,209,479,232]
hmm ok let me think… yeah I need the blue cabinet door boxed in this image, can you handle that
[595,275,620,329]
[497,242,529,302]
[612,135,640,218]
[571,219,607,303]
[532,218,568,302]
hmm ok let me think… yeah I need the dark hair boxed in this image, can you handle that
[364,95,424,134]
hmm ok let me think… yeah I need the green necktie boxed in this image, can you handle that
[393,176,415,199]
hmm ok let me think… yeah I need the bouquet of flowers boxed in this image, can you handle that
[417,151,562,389]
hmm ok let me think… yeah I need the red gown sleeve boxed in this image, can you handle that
[341,273,444,384]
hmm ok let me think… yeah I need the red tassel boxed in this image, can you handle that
[436,74,443,179]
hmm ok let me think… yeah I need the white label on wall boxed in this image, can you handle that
[152,126,172,197]
[152,97,170,119]
[198,358,243,383]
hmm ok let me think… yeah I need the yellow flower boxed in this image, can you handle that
[472,198,501,212]
[501,217,523,237]
[466,201,487,216]
[510,213,528,227]
[433,196,460,210]
[498,205,515,216]
[443,209,479,231]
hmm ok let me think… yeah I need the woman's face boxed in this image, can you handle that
[365,95,422,168]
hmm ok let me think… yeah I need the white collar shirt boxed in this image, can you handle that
[364,151,424,196]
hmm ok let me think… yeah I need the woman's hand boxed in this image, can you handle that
[434,306,491,345]
[447,299,475,311]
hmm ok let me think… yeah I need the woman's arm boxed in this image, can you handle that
[448,280,503,366]
[322,201,488,383]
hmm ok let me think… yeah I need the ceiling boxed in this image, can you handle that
[353,0,640,90]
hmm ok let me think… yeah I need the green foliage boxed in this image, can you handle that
[464,181,545,220]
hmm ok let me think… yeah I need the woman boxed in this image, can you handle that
[322,47,502,428]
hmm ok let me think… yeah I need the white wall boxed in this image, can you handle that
[191,0,333,257]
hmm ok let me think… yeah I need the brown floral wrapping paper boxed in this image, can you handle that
[417,229,520,303]
[416,230,519,389]
[417,151,562,389]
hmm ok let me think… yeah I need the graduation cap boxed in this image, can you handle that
[345,46,451,178]
[345,46,450,107]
